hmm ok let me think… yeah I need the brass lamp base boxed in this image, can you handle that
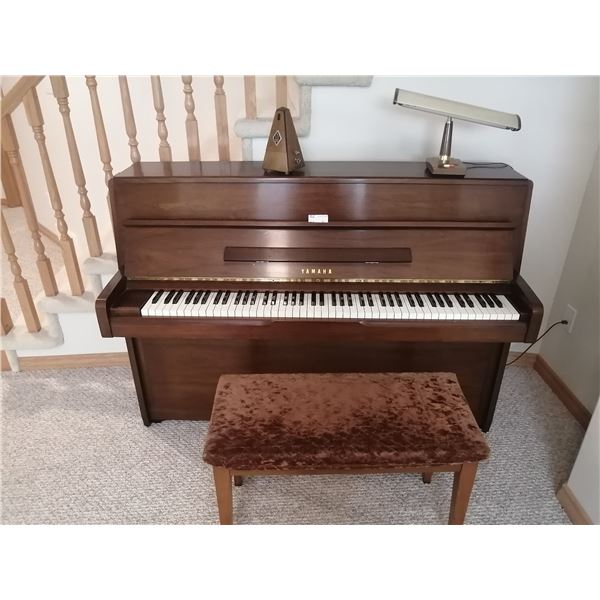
[426,157,466,177]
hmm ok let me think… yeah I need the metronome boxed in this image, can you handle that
[262,107,305,174]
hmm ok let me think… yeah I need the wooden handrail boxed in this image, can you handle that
[0,76,44,118]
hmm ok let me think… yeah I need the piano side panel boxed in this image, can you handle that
[131,337,508,430]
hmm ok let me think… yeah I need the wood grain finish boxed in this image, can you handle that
[85,76,114,187]
[51,76,102,258]
[97,161,543,430]
[213,77,230,161]
[0,76,44,118]
[243,76,257,119]
[181,76,201,162]
[1,113,58,296]
[118,76,141,163]
[150,76,172,162]
[22,88,84,296]
[1,212,40,332]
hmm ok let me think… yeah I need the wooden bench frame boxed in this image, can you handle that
[212,461,479,525]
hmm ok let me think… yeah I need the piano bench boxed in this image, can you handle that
[203,372,490,524]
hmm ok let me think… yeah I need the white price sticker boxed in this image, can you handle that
[308,214,329,223]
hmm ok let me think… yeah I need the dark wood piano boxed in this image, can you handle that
[96,161,542,431]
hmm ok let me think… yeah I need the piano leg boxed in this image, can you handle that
[125,338,151,427]
[483,343,511,432]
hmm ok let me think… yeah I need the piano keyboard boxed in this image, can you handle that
[141,290,520,321]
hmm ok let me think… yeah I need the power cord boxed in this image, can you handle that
[506,320,568,366]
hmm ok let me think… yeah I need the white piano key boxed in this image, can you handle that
[141,291,158,316]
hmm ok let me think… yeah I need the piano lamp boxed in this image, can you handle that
[393,88,521,177]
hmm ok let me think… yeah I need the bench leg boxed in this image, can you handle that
[448,462,478,525]
[422,471,433,484]
[234,475,243,487]
[213,466,233,524]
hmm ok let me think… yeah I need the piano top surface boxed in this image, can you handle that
[114,161,530,183]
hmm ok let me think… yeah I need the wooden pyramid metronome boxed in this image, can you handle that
[262,107,305,174]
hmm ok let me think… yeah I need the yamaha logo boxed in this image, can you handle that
[301,268,333,275]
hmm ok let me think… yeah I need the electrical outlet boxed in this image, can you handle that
[564,304,577,334]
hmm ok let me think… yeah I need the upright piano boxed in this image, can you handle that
[96,161,543,431]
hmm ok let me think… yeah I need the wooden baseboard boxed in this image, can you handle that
[38,223,60,245]
[556,483,593,524]
[506,351,537,368]
[19,352,129,370]
[534,355,592,429]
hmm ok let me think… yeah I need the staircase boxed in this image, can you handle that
[1,75,373,371]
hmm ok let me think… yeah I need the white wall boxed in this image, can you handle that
[567,399,600,523]
[540,150,599,413]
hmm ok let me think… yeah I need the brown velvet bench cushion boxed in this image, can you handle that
[203,372,490,471]
[203,372,490,524]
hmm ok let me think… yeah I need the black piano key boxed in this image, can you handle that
[358,293,365,307]
[464,294,474,308]
[435,293,445,307]
[234,291,243,305]
[222,291,231,304]
[415,293,424,307]
[367,293,374,307]
[262,292,269,305]
[200,291,211,304]
[250,291,257,305]
[242,291,250,305]
[311,292,316,306]
[347,293,353,307]
[299,293,304,306]
[151,290,164,304]
[442,293,453,307]
[271,293,278,305]
[379,292,387,307]
[319,293,325,306]
[332,294,337,307]
[394,292,403,307]
[427,293,437,307]
[184,291,194,304]
[482,293,494,308]
[455,293,465,307]
[407,293,415,307]
[386,293,395,307]
[491,294,503,308]
[172,290,183,303]
[283,291,289,306]
[474,293,487,308]
[339,293,345,307]
[164,290,175,303]
[291,292,296,306]
[213,291,223,304]
[192,291,203,304]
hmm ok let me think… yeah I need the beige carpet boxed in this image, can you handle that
[0,365,583,524]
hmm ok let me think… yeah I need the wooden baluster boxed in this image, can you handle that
[1,211,41,332]
[85,76,114,188]
[1,114,58,296]
[118,76,141,163]
[276,76,287,108]
[213,76,230,161]
[181,76,201,161]
[22,88,85,296]
[244,76,257,118]
[50,76,103,258]
[150,76,172,162]
[1,298,18,372]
